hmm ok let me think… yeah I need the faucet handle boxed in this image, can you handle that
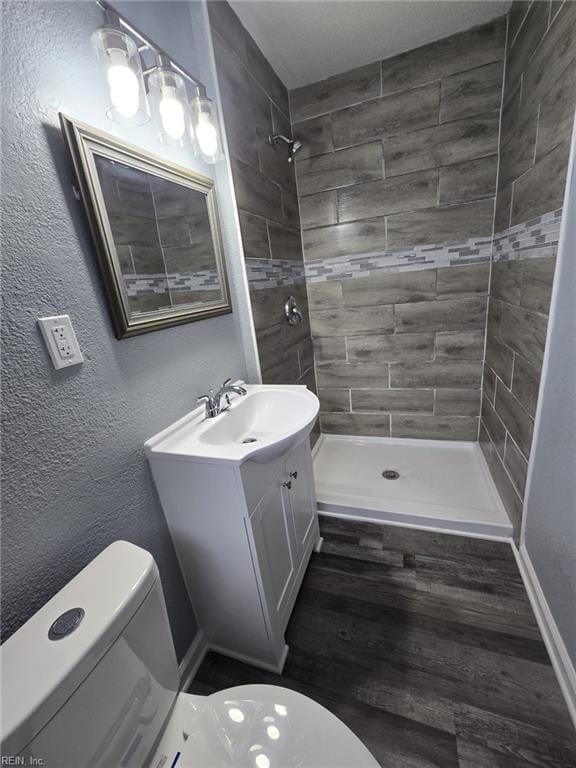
[222,378,232,387]
[197,388,215,404]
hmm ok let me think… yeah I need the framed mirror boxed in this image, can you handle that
[60,115,231,338]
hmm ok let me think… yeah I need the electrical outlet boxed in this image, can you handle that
[38,315,84,370]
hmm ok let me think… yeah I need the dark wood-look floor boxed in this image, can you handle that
[190,518,576,767]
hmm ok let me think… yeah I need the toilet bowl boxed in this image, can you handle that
[0,541,379,767]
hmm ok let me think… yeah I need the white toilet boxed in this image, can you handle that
[1,541,379,767]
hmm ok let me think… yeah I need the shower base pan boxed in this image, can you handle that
[313,434,512,540]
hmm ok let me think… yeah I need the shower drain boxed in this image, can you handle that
[382,469,400,480]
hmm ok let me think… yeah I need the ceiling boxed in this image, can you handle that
[229,0,511,89]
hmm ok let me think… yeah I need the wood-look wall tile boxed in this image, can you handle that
[220,97,259,166]
[290,61,381,122]
[383,113,500,177]
[435,330,485,360]
[491,260,523,304]
[479,429,523,536]
[267,222,303,261]
[500,304,548,370]
[281,189,301,228]
[299,191,338,230]
[303,218,387,261]
[520,257,556,314]
[438,155,498,205]
[440,61,504,123]
[311,305,394,338]
[338,170,438,223]
[331,83,440,149]
[536,67,576,161]
[505,0,550,88]
[259,139,297,193]
[485,334,514,388]
[435,388,481,416]
[313,336,347,362]
[499,77,522,151]
[481,394,506,457]
[297,338,315,376]
[232,156,282,222]
[318,388,350,412]
[487,297,504,338]
[379,18,505,96]
[238,210,270,259]
[316,361,389,389]
[307,280,343,310]
[511,355,540,417]
[504,436,529,497]
[352,388,434,413]
[243,32,289,116]
[395,297,487,334]
[297,142,383,195]
[387,199,494,247]
[494,380,534,458]
[293,114,333,159]
[511,141,570,224]
[213,35,271,134]
[494,181,513,232]
[391,414,479,440]
[507,1,532,49]
[436,263,490,298]
[271,102,292,138]
[521,0,576,113]
[320,412,391,436]
[483,363,497,404]
[343,269,437,307]
[347,332,435,363]
[498,110,538,189]
[390,360,483,388]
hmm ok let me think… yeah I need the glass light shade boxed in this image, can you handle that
[91,26,149,127]
[148,65,191,147]
[190,94,222,164]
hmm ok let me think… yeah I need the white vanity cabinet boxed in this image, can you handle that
[147,433,320,673]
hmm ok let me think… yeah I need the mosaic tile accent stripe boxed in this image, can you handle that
[125,271,220,296]
[492,208,562,262]
[303,208,563,284]
[246,258,305,290]
[304,234,493,283]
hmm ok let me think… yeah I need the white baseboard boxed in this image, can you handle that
[513,544,576,732]
[178,630,209,692]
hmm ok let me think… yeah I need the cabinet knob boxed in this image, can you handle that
[288,471,298,479]
[282,480,292,490]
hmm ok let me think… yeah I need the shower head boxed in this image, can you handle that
[268,134,303,163]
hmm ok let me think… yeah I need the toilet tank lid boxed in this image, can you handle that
[0,541,158,756]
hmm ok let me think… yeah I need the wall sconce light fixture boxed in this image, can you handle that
[92,1,221,163]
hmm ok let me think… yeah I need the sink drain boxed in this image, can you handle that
[242,437,258,444]
[382,469,400,480]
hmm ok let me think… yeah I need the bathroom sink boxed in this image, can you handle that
[145,384,319,465]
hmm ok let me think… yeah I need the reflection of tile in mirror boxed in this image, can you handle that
[163,244,218,273]
[151,176,208,218]
[128,286,171,315]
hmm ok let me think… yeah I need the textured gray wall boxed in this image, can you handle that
[1,1,257,659]
[523,119,576,671]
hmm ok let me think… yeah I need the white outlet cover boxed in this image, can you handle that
[38,315,84,370]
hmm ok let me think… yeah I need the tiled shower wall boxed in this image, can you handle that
[291,19,506,440]
[480,0,576,536]
[208,2,316,393]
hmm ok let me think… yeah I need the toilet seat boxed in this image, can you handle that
[150,683,380,768]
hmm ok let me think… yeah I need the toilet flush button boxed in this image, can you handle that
[48,608,85,640]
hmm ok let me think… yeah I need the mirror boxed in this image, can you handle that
[60,115,231,338]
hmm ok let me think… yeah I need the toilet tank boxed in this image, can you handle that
[0,541,180,767]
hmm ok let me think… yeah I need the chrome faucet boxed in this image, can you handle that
[197,379,247,419]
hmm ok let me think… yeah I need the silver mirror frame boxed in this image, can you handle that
[60,114,232,338]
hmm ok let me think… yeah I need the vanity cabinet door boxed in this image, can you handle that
[249,478,296,619]
[283,442,317,558]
